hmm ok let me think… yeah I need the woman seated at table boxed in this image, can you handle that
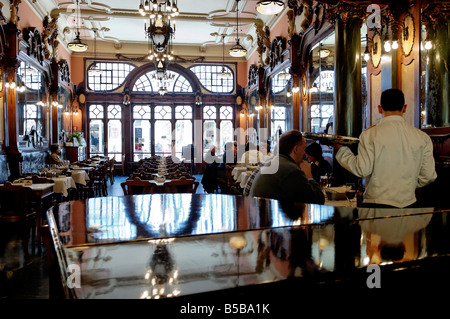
[49,144,62,164]
[304,142,332,183]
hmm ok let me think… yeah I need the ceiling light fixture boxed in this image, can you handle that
[256,0,284,15]
[144,0,178,53]
[229,0,247,58]
[89,29,102,75]
[218,35,231,80]
[68,0,88,52]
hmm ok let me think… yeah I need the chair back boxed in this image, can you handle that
[0,182,34,218]
[121,177,156,195]
[163,176,199,194]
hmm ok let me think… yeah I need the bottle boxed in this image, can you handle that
[356,178,364,207]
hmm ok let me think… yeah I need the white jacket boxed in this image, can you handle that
[336,116,437,208]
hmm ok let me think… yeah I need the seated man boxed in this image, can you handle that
[249,130,325,204]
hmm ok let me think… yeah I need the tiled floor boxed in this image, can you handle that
[0,174,206,299]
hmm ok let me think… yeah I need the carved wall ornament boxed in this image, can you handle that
[401,12,414,57]
[325,1,368,27]
[255,20,271,66]
[288,0,314,33]
[248,64,259,87]
[22,27,45,65]
[58,59,70,84]
[371,30,382,69]
[9,0,21,27]
[42,15,60,60]
[269,37,287,71]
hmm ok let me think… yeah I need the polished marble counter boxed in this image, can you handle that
[46,194,450,300]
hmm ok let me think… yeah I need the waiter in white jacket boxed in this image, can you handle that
[333,89,437,208]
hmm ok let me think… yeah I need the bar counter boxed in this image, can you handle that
[46,194,450,305]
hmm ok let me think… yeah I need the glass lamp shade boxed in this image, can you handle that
[256,0,284,15]
[218,67,231,79]
[68,34,88,52]
[229,42,247,57]
[89,63,102,75]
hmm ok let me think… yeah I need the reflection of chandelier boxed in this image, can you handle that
[143,0,178,53]
[141,237,180,299]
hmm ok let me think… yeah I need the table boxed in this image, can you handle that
[45,194,450,301]
[51,176,76,197]
[70,169,89,186]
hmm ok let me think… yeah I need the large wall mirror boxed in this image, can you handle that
[269,66,292,146]
[17,61,49,150]
[308,32,335,134]
[420,3,450,128]
[0,66,4,149]
[247,89,260,144]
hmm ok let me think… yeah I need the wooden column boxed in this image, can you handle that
[4,22,22,180]
[334,16,363,138]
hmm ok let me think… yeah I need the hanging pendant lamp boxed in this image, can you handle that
[256,1,284,15]
[68,0,88,52]
[229,0,247,58]
[219,35,231,79]
[89,29,102,74]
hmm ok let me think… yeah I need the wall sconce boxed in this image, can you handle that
[195,91,202,106]
[292,86,300,93]
[255,105,263,111]
[123,93,131,106]
[240,109,245,118]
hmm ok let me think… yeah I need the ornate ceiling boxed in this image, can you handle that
[28,0,288,61]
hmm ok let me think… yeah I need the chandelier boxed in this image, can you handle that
[229,0,247,57]
[256,1,285,15]
[68,0,88,52]
[143,0,178,53]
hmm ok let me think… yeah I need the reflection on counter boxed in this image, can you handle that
[48,194,450,299]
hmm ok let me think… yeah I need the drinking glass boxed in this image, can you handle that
[320,176,328,189]
[345,183,356,206]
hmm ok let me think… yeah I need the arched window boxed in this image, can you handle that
[132,70,193,93]
[190,65,234,93]
[87,62,135,91]
[271,67,291,94]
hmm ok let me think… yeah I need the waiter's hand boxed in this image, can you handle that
[299,161,314,179]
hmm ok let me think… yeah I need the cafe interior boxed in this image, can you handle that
[0,0,449,307]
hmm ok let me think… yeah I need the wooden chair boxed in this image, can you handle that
[77,169,95,199]
[107,158,115,185]
[163,176,199,194]
[93,164,108,197]
[121,177,157,195]
[0,182,38,260]
[114,154,126,176]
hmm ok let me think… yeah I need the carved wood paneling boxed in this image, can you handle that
[269,37,287,71]
[58,59,70,84]
[22,27,45,65]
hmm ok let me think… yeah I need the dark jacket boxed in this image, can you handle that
[249,154,325,204]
